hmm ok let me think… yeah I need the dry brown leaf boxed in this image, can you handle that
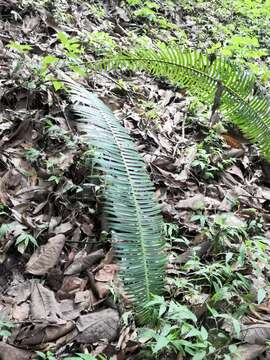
[232,344,266,359]
[12,302,30,321]
[53,222,73,234]
[176,194,221,210]
[0,342,33,360]
[13,321,75,346]
[95,282,110,298]
[22,15,40,34]
[95,264,118,282]
[236,323,270,344]
[64,249,104,275]
[30,281,63,323]
[57,276,87,300]
[75,308,119,343]
[26,234,65,275]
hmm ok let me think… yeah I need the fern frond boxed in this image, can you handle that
[67,81,166,323]
[98,45,270,159]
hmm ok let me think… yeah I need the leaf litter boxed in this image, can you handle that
[0,0,270,359]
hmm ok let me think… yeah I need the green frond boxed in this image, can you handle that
[67,81,167,323]
[97,45,270,159]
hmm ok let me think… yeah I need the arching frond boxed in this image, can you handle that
[67,81,167,323]
[97,45,270,159]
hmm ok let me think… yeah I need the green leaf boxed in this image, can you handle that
[66,79,167,324]
[257,288,266,304]
[153,335,170,353]
[98,45,270,160]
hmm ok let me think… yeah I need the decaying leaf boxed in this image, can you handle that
[64,249,104,275]
[26,234,65,275]
[236,323,270,345]
[30,281,63,323]
[95,264,118,282]
[232,344,266,360]
[75,308,120,343]
[0,342,33,360]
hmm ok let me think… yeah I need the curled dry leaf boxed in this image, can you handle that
[95,264,118,282]
[64,249,104,275]
[25,234,65,275]
[75,308,120,343]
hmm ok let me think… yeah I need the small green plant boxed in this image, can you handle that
[36,351,57,360]
[139,99,159,121]
[0,223,13,239]
[88,31,117,56]
[0,320,15,337]
[15,231,38,253]
[7,41,32,53]
[139,295,211,359]
[191,131,234,180]
[25,147,41,162]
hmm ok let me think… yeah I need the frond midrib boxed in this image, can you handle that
[100,109,151,301]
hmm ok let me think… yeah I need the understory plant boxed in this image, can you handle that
[66,79,166,324]
[96,44,270,159]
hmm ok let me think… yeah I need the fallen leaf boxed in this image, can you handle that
[95,264,118,282]
[53,222,73,234]
[12,302,30,321]
[22,15,40,34]
[176,194,221,210]
[232,344,266,360]
[75,308,119,343]
[57,276,87,300]
[236,323,270,344]
[0,342,33,360]
[64,249,104,275]
[26,234,65,275]
[30,281,63,323]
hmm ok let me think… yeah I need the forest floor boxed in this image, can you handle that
[0,0,270,359]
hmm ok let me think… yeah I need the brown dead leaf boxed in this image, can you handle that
[22,15,40,34]
[64,249,104,275]
[176,194,221,210]
[75,308,119,343]
[53,222,73,234]
[95,264,118,282]
[26,234,65,275]
[57,276,87,300]
[236,322,270,345]
[95,282,110,299]
[30,281,63,323]
[12,302,30,321]
[232,344,266,360]
[0,342,33,360]
[13,321,75,346]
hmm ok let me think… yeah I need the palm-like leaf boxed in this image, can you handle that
[97,45,270,159]
[67,81,166,323]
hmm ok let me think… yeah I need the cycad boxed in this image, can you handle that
[97,45,270,159]
[67,80,166,323]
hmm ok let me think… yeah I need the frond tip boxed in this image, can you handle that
[67,80,167,323]
[97,45,270,159]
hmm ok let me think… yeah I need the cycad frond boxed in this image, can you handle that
[67,81,166,323]
[98,45,270,159]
